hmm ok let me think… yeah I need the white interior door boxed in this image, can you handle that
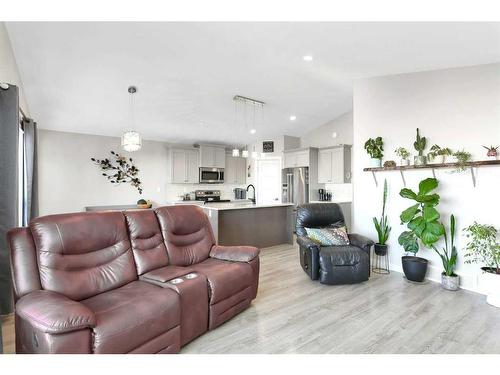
[256,157,282,204]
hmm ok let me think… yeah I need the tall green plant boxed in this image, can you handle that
[398,178,445,255]
[373,179,391,245]
[433,214,458,276]
[413,128,427,156]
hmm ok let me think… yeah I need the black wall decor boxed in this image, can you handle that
[91,151,143,194]
[263,141,274,153]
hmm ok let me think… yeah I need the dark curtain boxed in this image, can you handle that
[22,118,39,224]
[0,84,19,316]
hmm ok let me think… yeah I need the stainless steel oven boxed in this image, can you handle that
[199,167,224,184]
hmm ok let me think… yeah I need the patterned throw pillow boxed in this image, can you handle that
[305,226,350,246]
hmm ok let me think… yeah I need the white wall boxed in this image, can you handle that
[38,129,247,215]
[0,22,29,114]
[352,63,500,293]
[300,111,353,149]
[301,111,354,202]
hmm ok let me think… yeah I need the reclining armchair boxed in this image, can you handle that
[296,203,373,285]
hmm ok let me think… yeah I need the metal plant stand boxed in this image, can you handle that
[372,249,390,274]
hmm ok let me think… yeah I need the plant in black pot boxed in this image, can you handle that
[398,177,445,282]
[373,179,391,256]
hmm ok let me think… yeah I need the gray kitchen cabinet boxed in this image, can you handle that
[200,145,226,168]
[170,148,199,183]
[283,149,310,168]
[225,154,246,184]
[318,145,351,184]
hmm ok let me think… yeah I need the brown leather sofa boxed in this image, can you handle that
[7,205,260,354]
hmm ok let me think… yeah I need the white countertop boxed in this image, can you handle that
[309,200,352,204]
[201,202,294,211]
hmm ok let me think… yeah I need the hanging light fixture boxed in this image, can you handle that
[121,86,142,152]
[232,98,240,157]
[232,95,265,157]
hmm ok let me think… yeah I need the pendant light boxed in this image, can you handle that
[121,86,142,152]
[232,98,240,157]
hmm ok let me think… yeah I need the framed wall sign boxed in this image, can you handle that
[262,141,274,153]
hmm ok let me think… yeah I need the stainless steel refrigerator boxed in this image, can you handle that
[282,167,309,227]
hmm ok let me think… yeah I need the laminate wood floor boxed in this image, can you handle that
[2,242,500,354]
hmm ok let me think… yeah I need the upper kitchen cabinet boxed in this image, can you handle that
[200,145,226,168]
[170,148,199,183]
[318,145,352,184]
[283,148,312,168]
[225,154,246,184]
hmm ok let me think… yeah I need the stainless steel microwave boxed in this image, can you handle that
[199,167,224,184]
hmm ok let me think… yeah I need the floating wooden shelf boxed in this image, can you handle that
[363,159,500,187]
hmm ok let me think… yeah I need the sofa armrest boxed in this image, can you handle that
[348,233,374,254]
[16,290,96,334]
[296,235,320,252]
[210,245,259,263]
[296,235,321,280]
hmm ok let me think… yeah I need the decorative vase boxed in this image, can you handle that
[374,243,388,256]
[400,158,410,166]
[441,273,460,291]
[481,267,500,308]
[487,150,498,160]
[414,155,427,166]
[402,256,428,282]
[370,158,382,168]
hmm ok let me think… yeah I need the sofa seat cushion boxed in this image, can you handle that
[81,281,180,353]
[190,258,253,305]
[140,265,195,284]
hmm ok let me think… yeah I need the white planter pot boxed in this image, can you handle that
[400,159,410,166]
[481,268,500,308]
[370,158,382,167]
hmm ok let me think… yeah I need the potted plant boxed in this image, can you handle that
[452,150,472,172]
[364,137,384,167]
[427,144,453,164]
[373,179,391,256]
[433,214,459,291]
[413,128,427,166]
[398,177,445,282]
[483,145,498,160]
[395,147,410,166]
[463,222,500,307]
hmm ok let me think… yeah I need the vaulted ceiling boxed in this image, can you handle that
[6,22,500,145]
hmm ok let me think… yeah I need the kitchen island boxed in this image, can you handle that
[202,202,294,248]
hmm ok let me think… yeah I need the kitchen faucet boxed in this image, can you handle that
[246,184,256,204]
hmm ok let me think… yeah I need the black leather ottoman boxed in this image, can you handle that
[319,246,370,285]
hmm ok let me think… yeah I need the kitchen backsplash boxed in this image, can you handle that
[323,183,353,202]
[166,183,248,202]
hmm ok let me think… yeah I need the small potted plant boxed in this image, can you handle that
[373,179,391,256]
[413,128,427,166]
[398,178,445,282]
[395,147,410,166]
[433,214,459,291]
[483,145,498,160]
[364,137,384,167]
[464,222,500,308]
[452,150,472,172]
[427,144,453,164]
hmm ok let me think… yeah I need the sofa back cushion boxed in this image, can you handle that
[29,211,137,300]
[124,210,169,275]
[296,203,345,237]
[155,205,215,266]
